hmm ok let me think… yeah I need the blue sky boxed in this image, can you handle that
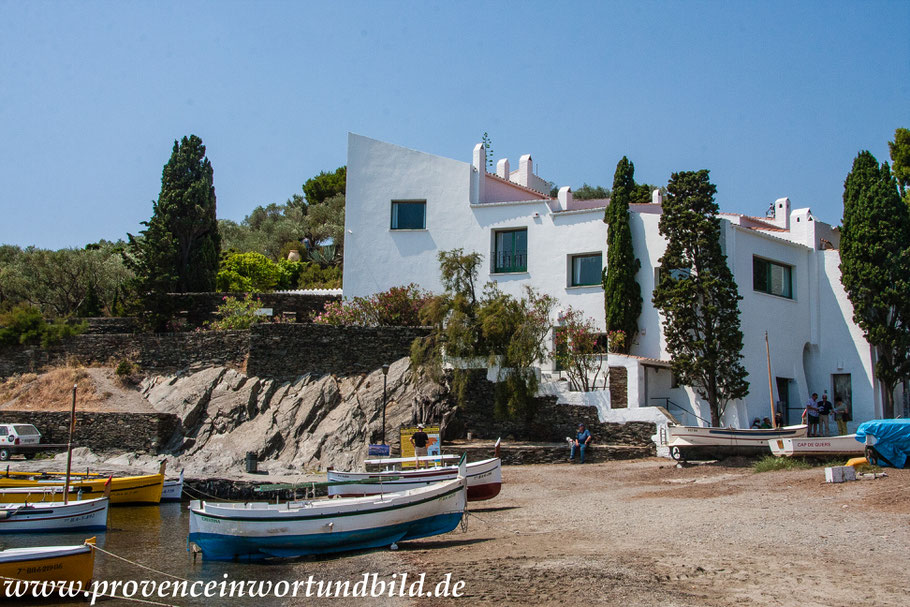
[1,1,907,249]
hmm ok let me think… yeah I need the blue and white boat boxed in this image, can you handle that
[0,495,109,533]
[187,474,466,561]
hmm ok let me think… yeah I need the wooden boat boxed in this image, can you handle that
[161,469,184,502]
[0,537,96,588]
[327,457,501,501]
[661,424,808,461]
[0,462,166,504]
[188,476,467,561]
[768,434,864,458]
[0,495,109,533]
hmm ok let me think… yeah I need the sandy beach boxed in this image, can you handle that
[356,458,910,607]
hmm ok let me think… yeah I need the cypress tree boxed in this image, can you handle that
[125,135,220,330]
[602,157,642,353]
[652,170,748,426]
[840,151,910,418]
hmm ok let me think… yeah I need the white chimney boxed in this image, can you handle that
[557,186,573,211]
[651,189,663,206]
[497,158,510,179]
[774,197,791,230]
[471,143,486,203]
[517,154,532,187]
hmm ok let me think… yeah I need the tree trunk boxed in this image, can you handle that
[882,380,895,418]
[707,381,720,427]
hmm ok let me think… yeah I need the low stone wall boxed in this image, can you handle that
[246,324,431,380]
[0,332,249,378]
[83,317,141,334]
[0,411,180,453]
[441,442,651,465]
[169,292,340,325]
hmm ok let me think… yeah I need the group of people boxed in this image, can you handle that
[803,392,849,436]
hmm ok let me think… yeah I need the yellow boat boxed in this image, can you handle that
[0,537,96,589]
[0,462,165,505]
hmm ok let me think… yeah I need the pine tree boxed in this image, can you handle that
[602,157,642,352]
[652,170,748,425]
[840,151,910,417]
[125,135,220,329]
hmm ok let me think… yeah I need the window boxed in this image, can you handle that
[654,266,691,287]
[493,229,527,273]
[570,253,602,286]
[753,257,793,299]
[390,200,426,230]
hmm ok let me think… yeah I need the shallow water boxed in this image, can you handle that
[3,501,411,607]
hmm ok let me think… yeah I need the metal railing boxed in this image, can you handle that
[649,397,712,425]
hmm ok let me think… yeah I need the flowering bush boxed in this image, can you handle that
[312,284,431,327]
[553,307,604,392]
[607,330,627,353]
[208,294,265,330]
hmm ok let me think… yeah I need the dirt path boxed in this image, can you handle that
[394,458,909,606]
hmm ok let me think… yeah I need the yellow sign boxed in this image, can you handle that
[399,426,441,468]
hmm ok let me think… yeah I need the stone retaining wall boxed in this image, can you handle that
[0,332,249,378]
[0,411,180,453]
[445,370,655,449]
[441,442,651,465]
[246,324,431,380]
[0,324,432,380]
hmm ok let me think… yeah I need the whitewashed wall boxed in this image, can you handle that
[344,134,880,428]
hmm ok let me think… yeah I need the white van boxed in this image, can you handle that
[0,423,42,460]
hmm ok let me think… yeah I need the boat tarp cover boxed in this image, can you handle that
[855,419,910,468]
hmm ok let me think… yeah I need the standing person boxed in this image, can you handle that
[805,393,820,437]
[410,424,429,469]
[569,423,592,464]
[818,394,833,437]
[834,398,849,436]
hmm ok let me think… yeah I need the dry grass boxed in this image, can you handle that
[0,367,105,411]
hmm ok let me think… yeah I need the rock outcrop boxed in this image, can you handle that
[141,358,450,475]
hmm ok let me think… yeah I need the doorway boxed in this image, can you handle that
[776,377,793,425]
[832,374,852,421]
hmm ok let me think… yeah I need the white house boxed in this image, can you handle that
[343,133,895,429]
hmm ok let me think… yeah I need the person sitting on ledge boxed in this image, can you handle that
[569,423,592,464]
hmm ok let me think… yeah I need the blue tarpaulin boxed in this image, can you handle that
[855,419,910,468]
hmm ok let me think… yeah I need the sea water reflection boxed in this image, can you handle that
[4,502,410,607]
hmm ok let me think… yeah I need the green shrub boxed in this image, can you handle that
[297,262,341,289]
[217,252,283,292]
[312,284,429,326]
[115,359,135,377]
[208,294,265,330]
[0,305,86,348]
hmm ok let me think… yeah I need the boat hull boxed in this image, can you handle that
[188,478,466,561]
[161,471,184,502]
[327,458,501,502]
[0,539,95,588]
[0,497,109,533]
[768,435,864,457]
[0,473,164,505]
[665,425,808,461]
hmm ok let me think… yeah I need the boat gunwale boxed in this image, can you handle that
[192,482,465,523]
